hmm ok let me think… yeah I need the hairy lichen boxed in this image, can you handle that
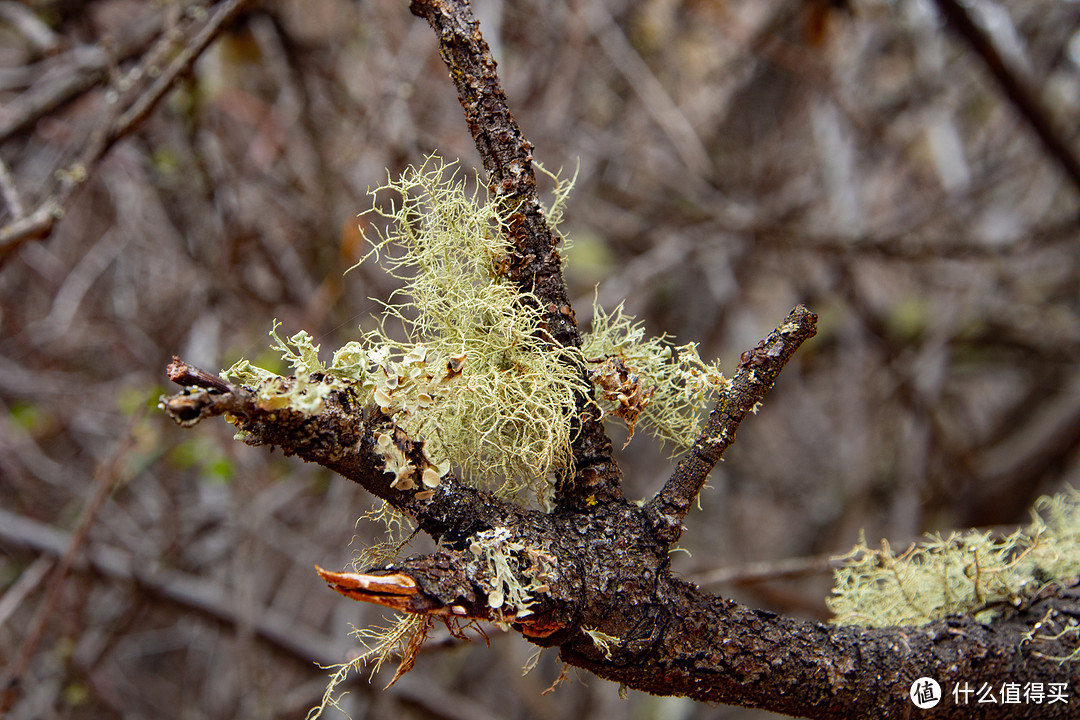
[583,297,731,450]
[221,156,730,502]
[306,613,433,719]
[828,487,1080,628]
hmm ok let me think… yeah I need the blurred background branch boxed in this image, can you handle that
[0,0,253,259]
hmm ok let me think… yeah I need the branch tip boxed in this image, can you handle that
[647,305,817,543]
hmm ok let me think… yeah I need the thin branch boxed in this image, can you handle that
[113,0,251,140]
[0,156,24,219]
[0,15,162,143]
[646,305,818,543]
[0,0,254,260]
[0,408,143,710]
[575,0,711,177]
[0,556,54,632]
[0,2,60,55]
[932,0,1080,197]
[408,0,575,345]
[0,507,340,666]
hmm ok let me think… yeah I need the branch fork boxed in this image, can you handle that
[159,1,1080,717]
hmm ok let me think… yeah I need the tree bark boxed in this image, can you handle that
[161,1,1080,717]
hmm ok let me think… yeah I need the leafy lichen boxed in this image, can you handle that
[468,526,556,620]
[583,627,622,659]
[828,487,1080,628]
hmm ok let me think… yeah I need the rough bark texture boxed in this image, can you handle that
[159,1,1080,718]
[409,0,620,512]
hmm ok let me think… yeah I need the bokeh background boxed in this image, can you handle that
[2,0,1080,718]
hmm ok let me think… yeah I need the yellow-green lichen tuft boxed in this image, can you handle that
[828,487,1080,628]
[222,155,589,503]
[354,156,587,500]
[221,156,732,500]
[582,297,730,450]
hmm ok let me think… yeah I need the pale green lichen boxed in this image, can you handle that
[583,627,622,659]
[222,321,336,417]
[305,613,432,720]
[583,297,730,450]
[468,526,556,620]
[221,156,730,502]
[221,156,588,503]
[352,157,589,500]
[828,487,1080,628]
[534,159,577,236]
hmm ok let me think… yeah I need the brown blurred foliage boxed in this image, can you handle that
[1,0,1079,718]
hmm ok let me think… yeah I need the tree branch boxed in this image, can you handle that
[562,573,1080,719]
[408,0,620,510]
[646,304,818,543]
[931,0,1080,198]
[160,358,533,550]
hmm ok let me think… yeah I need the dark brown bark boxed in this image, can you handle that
[160,1,1080,718]
[647,305,818,543]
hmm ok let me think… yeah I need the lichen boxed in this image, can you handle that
[828,487,1080,628]
[582,297,730,450]
[583,627,622,659]
[305,613,433,720]
[220,156,731,503]
[468,526,556,620]
[221,156,589,503]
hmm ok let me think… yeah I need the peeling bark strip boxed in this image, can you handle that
[160,1,1080,718]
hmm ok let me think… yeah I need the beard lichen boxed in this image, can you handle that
[222,155,731,499]
[217,154,736,712]
[306,612,434,720]
[828,487,1080,629]
[583,297,731,450]
[223,156,588,503]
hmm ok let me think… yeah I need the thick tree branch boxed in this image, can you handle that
[408,0,620,510]
[646,304,818,543]
[319,496,1080,718]
[562,573,1080,719]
